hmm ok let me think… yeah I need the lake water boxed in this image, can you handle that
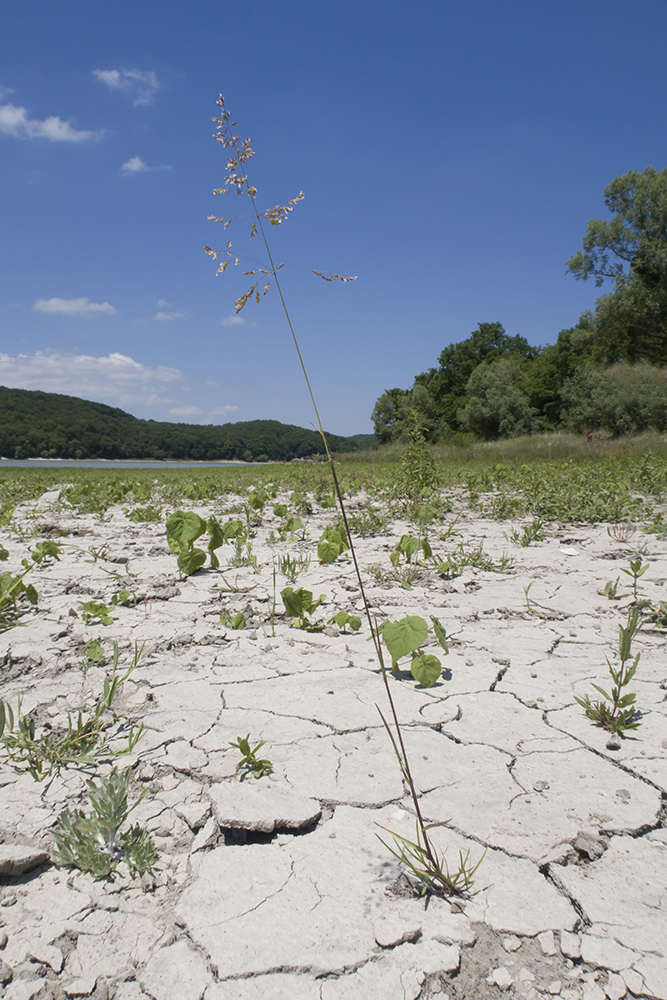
[0,459,252,470]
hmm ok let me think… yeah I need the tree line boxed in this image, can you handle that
[373,167,667,442]
[0,387,357,461]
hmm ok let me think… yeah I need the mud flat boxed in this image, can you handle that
[1,487,666,1000]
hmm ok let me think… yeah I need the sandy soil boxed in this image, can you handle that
[0,486,666,1000]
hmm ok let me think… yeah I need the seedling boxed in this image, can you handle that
[317,525,349,563]
[602,577,623,600]
[29,539,62,563]
[278,551,311,583]
[127,505,162,523]
[166,510,244,575]
[620,556,649,602]
[377,817,486,897]
[228,537,260,573]
[78,638,105,676]
[575,607,642,736]
[651,601,667,628]
[506,518,545,547]
[52,767,157,878]
[281,586,326,630]
[327,610,362,633]
[230,734,273,778]
[390,534,432,567]
[0,565,37,632]
[0,641,146,780]
[220,611,246,629]
[78,600,114,626]
[523,583,534,613]
[85,544,109,563]
[381,615,448,687]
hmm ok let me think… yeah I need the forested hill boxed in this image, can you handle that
[0,386,359,461]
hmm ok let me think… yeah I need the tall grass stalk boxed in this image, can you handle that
[208,96,481,894]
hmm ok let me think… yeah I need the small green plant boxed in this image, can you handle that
[523,582,534,613]
[277,551,311,583]
[620,556,649,602]
[326,610,362,633]
[432,541,514,578]
[651,601,667,628]
[377,818,486,897]
[0,641,146,780]
[346,508,388,537]
[506,518,545,547]
[166,510,244,576]
[85,544,109,563]
[220,611,246,629]
[29,539,62,563]
[575,607,642,736]
[317,525,349,563]
[227,537,260,572]
[390,534,432,567]
[52,767,157,878]
[0,565,37,632]
[78,638,105,676]
[127,505,162,523]
[602,577,622,600]
[381,615,448,687]
[281,586,326,630]
[229,734,273,778]
[272,504,306,540]
[78,600,114,626]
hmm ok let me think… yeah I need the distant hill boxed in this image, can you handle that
[0,386,363,462]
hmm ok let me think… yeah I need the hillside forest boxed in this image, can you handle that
[373,167,667,443]
[0,387,360,462]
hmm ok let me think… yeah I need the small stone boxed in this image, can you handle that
[574,832,607,861]
[604,972,626,1000]
[28,941,63,971]
[4,978,48,1000]
[606,733,622,751]
[560,930,581,960]
[503,934,522,952]
[0,959,13,985]
[582,984,606,1000]
[0,895,17,907]
[0,931,7,948]
[519,968,535,982]
[0,845,49,877]
[490,967,513,990]
[538,930,557,955]
[547,980,562,994]
[190,815,219,853]
[63,977,98,997]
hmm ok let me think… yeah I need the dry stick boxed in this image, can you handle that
[215,103,464,890]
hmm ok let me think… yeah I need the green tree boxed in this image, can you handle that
[414,322,536,430]
[566,166,667,364]
[458,358,539,440]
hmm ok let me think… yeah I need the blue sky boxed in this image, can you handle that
[2,0,666,437]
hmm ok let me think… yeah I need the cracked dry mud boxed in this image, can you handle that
[1,488,666,1000]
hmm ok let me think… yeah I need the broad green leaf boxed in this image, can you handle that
[430,615,449,652]
[178,547,207,576]
[318,538,342,563]
[273,504,288,517]
[222,519,244,541]
[411,653,441,687]
[281,586,308,618]
[382,616,429,664]
[207,517,224,567]
[166,511,207,549]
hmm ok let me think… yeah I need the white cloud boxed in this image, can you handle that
[153,310,185,321]
[0,101,101,142]
[33,297,116,317]
[93,69,159,106]
[0,351,184,411]
[156,298,173,308]
[121,155,171,175]
[221,314,246,326]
